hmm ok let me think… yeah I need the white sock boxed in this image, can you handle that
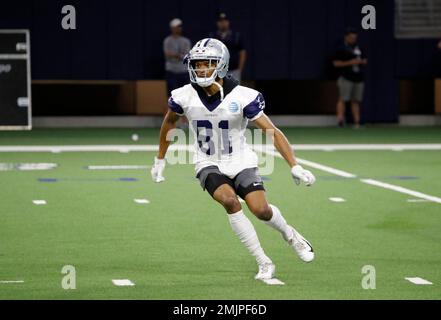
[265,204,294,241]
[228,210,272,266]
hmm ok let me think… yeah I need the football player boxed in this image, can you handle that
[151,38,316,280]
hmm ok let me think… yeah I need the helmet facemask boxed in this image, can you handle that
[188,59,220,87]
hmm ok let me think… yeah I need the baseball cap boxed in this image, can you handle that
[170,18,182,28]
[217,13,228,21]
[345,27,358,35]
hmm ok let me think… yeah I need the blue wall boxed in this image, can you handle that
[1,0,439,121]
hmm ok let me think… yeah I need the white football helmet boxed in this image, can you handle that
[185,38,230,87]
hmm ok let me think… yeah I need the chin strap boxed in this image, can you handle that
[212,80,224,101]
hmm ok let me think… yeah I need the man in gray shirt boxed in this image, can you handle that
[163,18,191,96]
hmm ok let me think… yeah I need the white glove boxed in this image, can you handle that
[151,157,166,183]
[291,164,315,186]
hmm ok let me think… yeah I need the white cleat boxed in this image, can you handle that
[287,226,314,263]
[255,263,276,280]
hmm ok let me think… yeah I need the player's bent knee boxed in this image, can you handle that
[220,195,241,214]
[250,204,272,221]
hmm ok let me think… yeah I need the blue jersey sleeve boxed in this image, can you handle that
[168,96,184,115]
[243,92,265,120]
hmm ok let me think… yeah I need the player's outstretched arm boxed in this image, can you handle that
[157,110,180,159]
[253,114,316,186]
[253,114,296,166]
[151,110,180,183]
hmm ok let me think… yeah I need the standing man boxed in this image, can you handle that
[209,13,246,82]
[333,28,367,128]
[163,18,191,97]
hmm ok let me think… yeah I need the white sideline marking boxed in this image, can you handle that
[405,277,433,285]
[86,165,150,170]
[238,198,245,203]
[407,199,429,203]
[0,280,24,284]
[258,147,441,205]
[0,163,57,171]
[291,144,441,151]
[361,179,441,204]
[261,278,285,285]
[0,145,190,152]
[1,143,441,152]
[329,197,346,202]
[3,143,440,205]
[33,200,47,205]
[257,147,356,178]
[134,199,150,204]
[297,158,357,178]
[112,279,135,286]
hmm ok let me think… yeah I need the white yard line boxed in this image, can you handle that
[0,280,24,284]
[407,199,429,203]
[134,199,150,204]
[296,158,357,178]
[2,143,440,204]
[361,179,441,204]
[258,147,441,205]
[329,197,346,202]
[289,144,441,151]
[256,147,356,178]
[405,277,433,285]
[1,144,441,152]
[112,279,135,286]
[86,165,150,170]
[0,145,192,152]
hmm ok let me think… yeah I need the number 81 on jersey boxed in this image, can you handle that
[193,120,232,156]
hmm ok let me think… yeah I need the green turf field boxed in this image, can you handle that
[0,127,440,299]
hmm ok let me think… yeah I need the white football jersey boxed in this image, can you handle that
[168,78,265,178]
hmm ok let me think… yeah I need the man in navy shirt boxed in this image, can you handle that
[333,28,367,128]
[209,13,246,82]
